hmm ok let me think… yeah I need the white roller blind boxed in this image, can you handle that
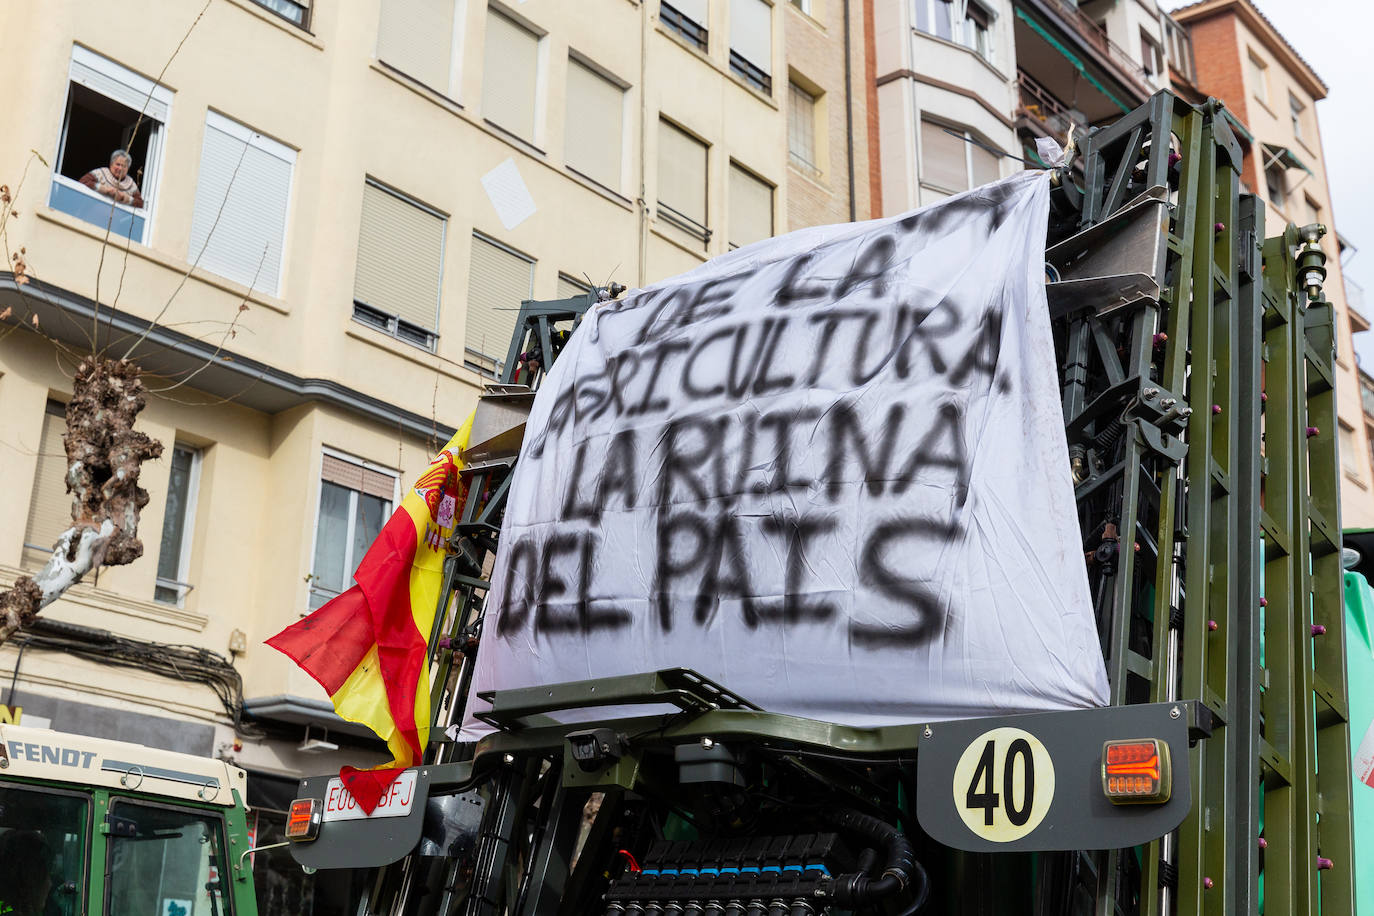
[466,234,534,370]
[23,403,71,569]
[730,0,772,73]
[188,113,294,295]
[376,0,456,93]
[565,59,624,190]
[729,163,772,248]
[70,46,171,123]
[668,0,707,25]
[558,274,590,299]
[354,182,445,331]
[658,120,708,226]
[971,144,1000,187]
[920,120,968,192]
[483,10,540,142]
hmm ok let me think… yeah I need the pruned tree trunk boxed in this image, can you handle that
[0,357,162,643]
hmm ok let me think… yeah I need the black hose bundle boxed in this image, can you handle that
[819,808,929,912]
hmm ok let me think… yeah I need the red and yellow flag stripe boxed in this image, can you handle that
[268,413,474,809]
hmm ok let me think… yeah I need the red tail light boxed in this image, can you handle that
[1102,739,1171,804]
[286,798,321,841]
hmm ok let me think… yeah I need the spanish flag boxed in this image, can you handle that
[267,413,474,812]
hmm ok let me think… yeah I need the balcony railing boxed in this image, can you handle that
[1016,70,1086,142]
[1043,0,1152,94]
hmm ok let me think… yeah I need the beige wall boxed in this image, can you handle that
[0,0,851,768]
[873,0,1017,216]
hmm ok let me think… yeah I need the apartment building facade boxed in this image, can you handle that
[1170,0,1374,525]
[0,0,864,909]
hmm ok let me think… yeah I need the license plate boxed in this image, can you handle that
[321,770,418,822]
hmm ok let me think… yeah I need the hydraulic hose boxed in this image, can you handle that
[820,808,926,908]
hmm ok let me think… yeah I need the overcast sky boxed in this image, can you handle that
[1160,0,1374,365]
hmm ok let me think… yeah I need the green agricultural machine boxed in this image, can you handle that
[284,90,1360,915]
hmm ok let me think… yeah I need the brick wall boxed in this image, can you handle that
[1181,13,1259,189]
[783,0,873,230]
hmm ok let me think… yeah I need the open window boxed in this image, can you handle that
[49,46,171,245]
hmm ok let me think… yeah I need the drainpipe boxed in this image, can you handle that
[843,0,857,222]
[638,0,650,286]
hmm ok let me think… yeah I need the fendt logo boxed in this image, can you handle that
[5,740,98,769]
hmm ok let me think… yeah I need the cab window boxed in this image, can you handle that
[0,783,90,916]
[104,801,230,916]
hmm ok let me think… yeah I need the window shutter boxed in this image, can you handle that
[466,234,534,370]
[670,0,708,25]
[23,403,71,569]
[658,120,708,226]
[354,182,445,331]
[788,82,817,168]
[187,114,294,295]
[558,274,590,299]
[728,164,772,248]
[376,0,455,92]
[482,11,540,142]
[920,120,968,192]
[971,143,1000,187]
[565,59,624,190]
[70,47,171,123]
[321,454,395,501]
[729,0,772,73]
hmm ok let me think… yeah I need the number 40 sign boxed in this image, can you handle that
[951,727,1056,842]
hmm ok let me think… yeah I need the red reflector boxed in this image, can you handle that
[1101,739,1171,805]
[286,798,321,841]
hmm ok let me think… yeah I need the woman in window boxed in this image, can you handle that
[79,149,144,208]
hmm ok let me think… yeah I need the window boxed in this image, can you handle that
[187,112,295,296]
[376,0,458,94]
[788,80,820,175]
[565,57,626,191]
[914,0,954,43]
[1139,30,1162,77]
[729,0,772,93]
[1248,51,1268,105]
[919,120,999,198]
[154,445,201,606]
[310,454,396,610]
[0,783,90,916]
[22,400,69,570]
[105,800,232,916]
[1289,93,1306,143]
[1341,423,1362,478]
[1162,15,1193,81]
[657,120,710,243]
[1265,162,1286,210]
[790,0,812,12]
[49,47,172,245]
[728,163,773,249]
[914,0,992,61]
[250,0,310,28]
[558,273,591,299]
[662,0,709,50]
[1304,194,1322,228]
[483,9,541,143]
[466,233,535,375]
[353,180,446,350]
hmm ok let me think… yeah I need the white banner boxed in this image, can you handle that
[462,172,1108,735]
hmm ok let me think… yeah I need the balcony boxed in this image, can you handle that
[1017,69,1088,147]
[1014,0,1152,117]
[1347,277,1369,332]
